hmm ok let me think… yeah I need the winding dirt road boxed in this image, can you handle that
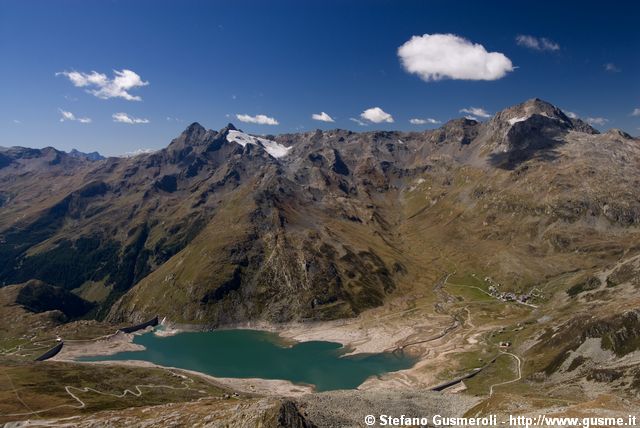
[489,351,522,396]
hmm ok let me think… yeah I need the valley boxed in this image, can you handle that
[2,98,640,426]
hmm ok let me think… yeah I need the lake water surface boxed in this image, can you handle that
[81,329,415,391]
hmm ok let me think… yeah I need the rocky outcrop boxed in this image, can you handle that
[261,400,316,428]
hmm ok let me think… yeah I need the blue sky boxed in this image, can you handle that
[1,0,638,156]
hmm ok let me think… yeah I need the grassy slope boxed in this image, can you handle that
[0,362,228,423]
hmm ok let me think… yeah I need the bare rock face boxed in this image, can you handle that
[477,98,598,168]
[1,98,639,326]
[261,400,316,428]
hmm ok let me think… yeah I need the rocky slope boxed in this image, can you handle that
[1,98,639,327]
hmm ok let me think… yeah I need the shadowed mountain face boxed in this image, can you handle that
[1,99,639,325]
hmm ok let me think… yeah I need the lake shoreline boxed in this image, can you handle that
[54,308,460,394]
[75,329,416,392]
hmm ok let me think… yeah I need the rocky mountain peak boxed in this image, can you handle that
[169,122,215,150]
[489,98,598,135]
[478,99,600,168]
[218,123,238,136]
[68,148,105,161]
[605,128,634,140]
[429,118,480,145]
[184,122,206,135]
[492,98,571,127]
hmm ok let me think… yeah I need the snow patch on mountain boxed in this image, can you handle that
[226,130,292,158]
[508,116,529,125]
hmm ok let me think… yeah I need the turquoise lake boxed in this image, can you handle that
[81,329,415,391]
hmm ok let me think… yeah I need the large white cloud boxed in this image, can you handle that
[516,35,560,51]
[57,69,149,101]
[398,34,514,81]
[59,109,91,123]
[236,114,279,125]
[112,112,150,124]
[459,107,491,118]
[409,117,441,125]
[311,112,335,122]
[360,107,394,123]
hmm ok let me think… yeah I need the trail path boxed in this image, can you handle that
[3,370,200,418]
[488,351,522,396]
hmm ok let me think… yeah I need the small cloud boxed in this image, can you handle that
[464,115,478,121]
[236,114,279,125]
[56,69,149,101]
[604,63,621,73]
[231,94,237,100]
[13,119,21,124]
[398,33,514,81]
[311,112,335,122]
[409,117,441,125]
[564,110,578,119]
[112,112,150,124]
[360,107,394,123]
[120,148,157,158]
[460,107,491,118]
[631,108,640,117]
[586,117,608,126]
[349,117,368,126]
[59,109,91,123]
[516,35,560,51]
[166,116,184,123]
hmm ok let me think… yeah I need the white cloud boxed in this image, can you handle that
[13,119,21,124]
[360,107,394,123]
[120,148,158,158]
[349,117,368,126]
[112,112,150,124]
[59,109,91,123]
[631,108,640,117]
[311,112,335,122]
[409,117,441,125]
[236,114,279,125]
[398,33,514,81]
[564,110,578,119]
[586,117,608,126]
[460,107,491,118]
[516,35,560,51]
[604,63,621,73]
[56,69,149,101]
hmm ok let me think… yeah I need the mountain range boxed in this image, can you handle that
[1,98,638,328]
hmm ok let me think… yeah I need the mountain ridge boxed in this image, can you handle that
[0,98,639,326]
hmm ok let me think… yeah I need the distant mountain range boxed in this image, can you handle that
[68,148,105,161]
[1,98,639,326]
